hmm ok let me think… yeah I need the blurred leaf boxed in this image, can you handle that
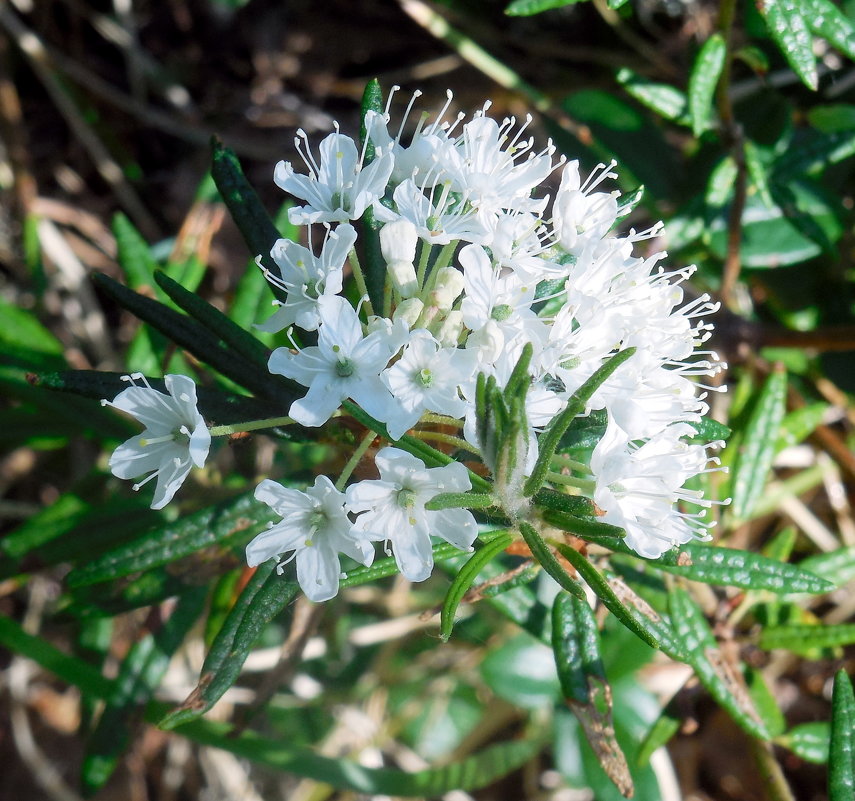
[688,33,726,136]
[441,530,514,640]
[808,104,855,133]
[505,0,582,16]
[775,402,829,451]
[729,367,787,523]
[648,541,832,594]
[745,140,775,208]
[689,416,732,441]
[669,587,770,739]
[778,722,830,764]
[616,68,689,125]
[637,700,681,767]
[0,297,65,370]
[66,492,277,587]
[799,547,855,590]
[775,129,855,178]
[734,45,770,74]
[760,622,855,654]
[82,587,208,794]
[830,669,855,801]
[745,665,787,737]
[804,0,855,60]
[614,185,645,220]
[481,632,560,709]
[761,0,818,90]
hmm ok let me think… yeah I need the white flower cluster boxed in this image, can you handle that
[103,88,727,600]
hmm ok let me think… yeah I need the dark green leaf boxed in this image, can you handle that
[669,587,770,739]
[552,592,605,704]
[830,669,855,801]
[505,0,583,16]
[518,522,586,600]
[688,33,726,136]
[804,0,855,60]
[761,0,818,90]
[440,531,514,640]
[729,367,787,523]
[648,542,833,594]
[745,140,775,208]
[66,492,278,587]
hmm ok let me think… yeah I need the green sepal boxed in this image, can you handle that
[440,530,514,640]
[424,492,495,511]
[211,138,283,296]
[518,521,586,599]
[524,348,636,497]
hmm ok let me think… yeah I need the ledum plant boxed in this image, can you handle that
[3,59,854,799]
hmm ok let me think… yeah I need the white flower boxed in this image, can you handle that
[552,160,619,253]
[590,418,720,558]
[380,219,420,297]
[101,374,210,510]
[345,448,478,582]
[276,128,394,225]
[257,224,357,332]
[268,295,408,428]
[247,476,374,602]
[381,330,478,439]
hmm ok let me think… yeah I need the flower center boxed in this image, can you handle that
[491,304,513,321]
[416,368,433,388]
[396,488,417,509]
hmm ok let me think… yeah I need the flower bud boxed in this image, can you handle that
[393,297,424,328]
[434,309,463,347]
[380,219,419,265]
[430,267,465,311]
[388,260,419,298]
[466,319,504,363]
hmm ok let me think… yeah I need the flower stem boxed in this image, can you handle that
[550,453,592,474]
[335,429,377,491]
[544,471,595,492]
[348,247,375,318]
[208,416,295,436]
[416,238,433,290]
[421,413,465,429]
[411,430,471,451]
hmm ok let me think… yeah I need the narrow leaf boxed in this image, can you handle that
[637,702,681,766]
[762,0,818,89]
[745,140,775,208]
[688,33,726,136]
[669,587,770,739]
[440,531,514,640]
[799,547,855,591]
[505,0,580,16]
[554,543,659,649]
[729,366,787,523]
[518,522,586,600]
[830,670,855,801]
[649,542,833,594]
[617,68,689,124]
[777,722,830,764]
[760,623,855,654]
[804,0,855,60]
[66,492,278,587]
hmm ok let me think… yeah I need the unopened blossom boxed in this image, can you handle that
[258,223,357,332]
[380,219,419,297]
[268,295,407,428]
[247,476,374,602]
[101,374,210,510]
[346,448,478,582]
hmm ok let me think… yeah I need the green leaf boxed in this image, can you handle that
[776,402,829,452]
[553,543,659,649]
[66,492,278,587]
[159,562,299,728]
[92,273,292,400]
[808,104,855,133]
[688,416,732,442]
[760,623,855,654]
[668,587,770,739]
[648,542,833,594]
[777,721,830,764]
[113,213,159,291]
[729,366,787,524]
[799,547,855,590]
[637,702,681,766]
[211,139,282,283]
[518,522,586,600]
[552,592,605,704]
[745,140,775,208]
[745,665,787,737]
[688,33,726,136]
[774,129,855,178]
[440,531,514,640]
[154,271,272,368]
[82,587,208,794]
[505,0,583,16]
[614,185,645,220]
[830,669,855,801]
[525,348,635,496]
[761,0,818,90]
[804,0,855,60]
[616,68,689,125]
